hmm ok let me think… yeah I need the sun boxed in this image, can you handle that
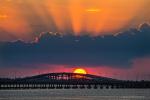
[73,68,87,74]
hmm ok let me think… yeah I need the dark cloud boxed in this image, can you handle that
[0,23,150,68]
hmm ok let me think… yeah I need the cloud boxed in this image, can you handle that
[0,23,150,68]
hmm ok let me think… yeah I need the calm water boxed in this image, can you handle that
[0,89,150,100]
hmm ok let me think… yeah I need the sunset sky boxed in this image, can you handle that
[0,0,150,80]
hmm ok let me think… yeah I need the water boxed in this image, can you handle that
[0,89,150,100]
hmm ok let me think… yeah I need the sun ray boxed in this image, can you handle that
[86,8,101,12]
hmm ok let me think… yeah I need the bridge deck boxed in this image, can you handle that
[0,73,150,89]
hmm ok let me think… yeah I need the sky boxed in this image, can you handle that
[0,0,150,41]
[0,0,150,80]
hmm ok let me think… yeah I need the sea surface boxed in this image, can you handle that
[0,89,150,100]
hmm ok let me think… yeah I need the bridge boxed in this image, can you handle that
[0,73,150,89]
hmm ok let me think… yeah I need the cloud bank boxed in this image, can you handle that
[0,23,150,69]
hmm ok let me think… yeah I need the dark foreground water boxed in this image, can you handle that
[0,89,150,100]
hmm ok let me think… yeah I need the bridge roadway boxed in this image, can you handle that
[0,73,150,89]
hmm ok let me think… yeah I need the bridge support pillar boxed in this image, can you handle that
[94,84,98,89]
[87,85,91,89]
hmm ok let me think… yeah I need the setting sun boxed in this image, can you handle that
[73,68,87,74]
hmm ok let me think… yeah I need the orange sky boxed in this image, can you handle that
[0,0,150,41]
